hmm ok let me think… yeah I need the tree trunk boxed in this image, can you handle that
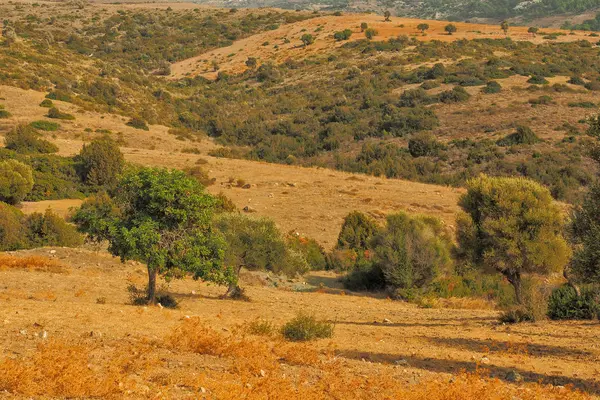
[506,271,522,305]
[564,266,581,297]
[223,265,243,298]
[147,267,158,305]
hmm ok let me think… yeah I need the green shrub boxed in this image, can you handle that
[281,312,333,341]
[497,125,540,146]
[568,76,585,85]
[5,125,58,154]
[482,81,501,94]
[499,306,534,324]
[246,318,276,336]
[0,202,28,251]
[333,29,352,41]
[528,95,553,105]
[438,86,470,103]
[420,80,440,90]
[45,90,72,102]
[0,109,11,119]
[568,101,597,108]
[47,107,75,120]
[39,99,54,108]
[336,211,379,252]
[408,132,441,157]
[29,120,60,131]
[126,117,149,130]
[584,81,600,91]
[25,208,83,248]
[0,159,34,205]
[547,285,600,320]
[527,75,549,85]
[76,136,124,188]
[286,233,327,270]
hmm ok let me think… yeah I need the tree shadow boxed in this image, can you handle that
[303,274,344,289]
[336,316,496,329]
[425,336,595,360]
[336,350,600,394]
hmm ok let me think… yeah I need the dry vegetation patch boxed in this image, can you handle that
[0,254,67,273]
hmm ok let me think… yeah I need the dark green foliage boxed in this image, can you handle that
[47,107,75,120]
[256,62,281,83]
[286,233,327,271]
[333,29,352,41]
[417,23,429,33]
[570,182,600,284]
[482,81,501,94]
[547,285,600,320]
[5,125,58,154]
[0,159,34,205]
[364,28,378,39]
[568,101,596,108]
[301,33,314,46]
[444,24,457,35]
[497,125,540,146]
[568,76,586,85]
[76,136,124,188]
[24,208,83,248]
[0,202,28,251]
[563,12,600,31]
[0,106,10,118]
[39,99,54,108]
[336,211,379,252]
[45,91,72,102]
[527,75,549,84]
[438,86,471,103]
[408,132,441,157]
[126,117,149,130]
[584,81,600,91]
[380,106,439,136]
[29,120,60,131]
[73,168,231,304]
[281,312,333,341]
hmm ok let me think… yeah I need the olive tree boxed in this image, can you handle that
[457,175,570,304]
[417,23,429,34]
[0,159,34,205]
[336,211,379,252]
[384,10,391,21]
[444,24,457,35]
[501,20,510,35]
[214,213,308,297]
[72,167,232,304]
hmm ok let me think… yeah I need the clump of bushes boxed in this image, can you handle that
[408,132,443,157]
[547,285,600,320]
[527,75,549,85]
[482,81,501,94]
[0,105,11,119]
[184,166,216,187]
[5,125,58,154]
[0,159,34,205]
[47,107,75,120]
[30,120,60,131]
[126,117,149,130]
[39,99,54,108]
[333,29,352,41]
[76,136,124,188]
[438,86,470,103]
[281,312,333,341]
[497,125,540,146]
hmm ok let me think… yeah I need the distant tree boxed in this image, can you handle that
[408,132,440,157]
[570,181,600,285]
[72,168,232,304]
[501,20,510,35]
[528,26,539,36]
[457,175,570,304]
[213,213,308,297]
[25,208,83,248]
[336,211,379,252]
[301,33,314,46]
[365,28,378,40]
[384,10,391,22]
[76,136,124,188]
[0,159,34,205]
[444,24,457,35]
[333,29,353,41]
[417,23,430,34]
[0,202,27,251]
[360,22,368,32]
[245,57,257,69]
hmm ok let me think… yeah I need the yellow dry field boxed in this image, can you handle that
[0,249,598,399]
[170,13,597,79]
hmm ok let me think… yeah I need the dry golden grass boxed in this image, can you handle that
[0,254,67,273]
[1,318,592,399]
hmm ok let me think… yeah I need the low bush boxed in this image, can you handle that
[184,166,216,187]
[547,285,600,320]
[285,232,327,270]
[482,81,501,94]
[438,86,470,103]
[126,117,149,130]
[39,99,54,108]
[281,312,333,341]
[568,101,597,108]
[29,120,60,131]
[246,318,277,336]
[24,208,83,248]
[528,95,553,105]
[497,125,540,146]
[47,107,75,120]
[568,76,586,85]
[0,202,28,250]
[527,75,549,85]
[0,106,11,119]
[4,125,58,154]
[499,306,535,323]
[0,159,34,205]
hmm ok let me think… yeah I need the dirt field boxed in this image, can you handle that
[0,249,599,398]
[170,13,597,79]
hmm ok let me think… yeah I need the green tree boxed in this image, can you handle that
[457,175,570,304]
[0,202,27,250]
[364,28,378,40]
[301,33,314,46]
[444,24,457,35]
[25,208,83,248]
[4,124,58,154]
[333,29,352,41]
[214,213,308,297]
[501,20,510,35]
[360,22,368,32]
[371,212,452,290]
[417,23,430,34]
[72,168,232,304]
[384,10,391,22]
[528,26,539,36]
[336,211,379,252]
[245,57,257,69]
[76,136,125,188]
[0,159,34,205]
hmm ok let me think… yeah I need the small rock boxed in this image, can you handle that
[200,387,207,394]
[191,290,197,295]
[243,206,257,213]
[157,303,164,309]
[19,329,27,336]
[505,370,522,383]
[242,184,251,189]
[259,369,266,377]
[480,356,489,364]
[383,318,393,324]
[90,331,102,338]
[268,193,274,198]
[38,331,48,340]
[395,359,409,366]
[49,250,56,255]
